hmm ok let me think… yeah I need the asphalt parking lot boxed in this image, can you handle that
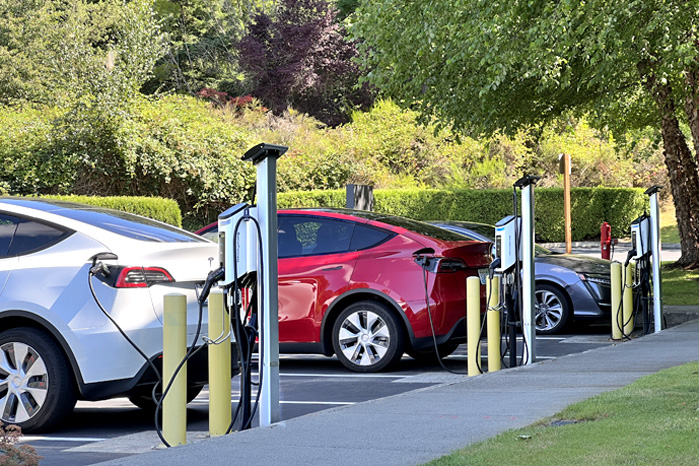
[22,325,615,466]
[20,242,680,465]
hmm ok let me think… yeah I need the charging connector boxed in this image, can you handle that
[198,267,225,305]
[413,247,441,274]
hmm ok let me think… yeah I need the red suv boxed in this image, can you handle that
[197,208,492,372]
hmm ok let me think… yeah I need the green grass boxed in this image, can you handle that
[660,204,680,244]
[655,203,699,305]
[425,363,699,466]
[661,223,681,244]
[661,263,699,305]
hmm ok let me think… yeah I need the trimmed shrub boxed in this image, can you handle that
[277,187,647,242]
[278,189,346,208]
[41,195,182,227]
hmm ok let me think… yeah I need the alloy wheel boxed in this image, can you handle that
[0,341,48,424]
[534,288,565,332]
[337,310,391,367]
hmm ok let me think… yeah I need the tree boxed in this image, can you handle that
[0,0,163,108]
[143,0,276,96]
[238,0,372,126]
[0,0,165,193]
[353,0,699,267]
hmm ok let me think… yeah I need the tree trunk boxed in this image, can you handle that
[645,71,699,268]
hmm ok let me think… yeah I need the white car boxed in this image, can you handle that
[0,197,224,432]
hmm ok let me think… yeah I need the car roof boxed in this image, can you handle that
[198,207,476,244]
[0,197,205,244]
[281,208,473,242]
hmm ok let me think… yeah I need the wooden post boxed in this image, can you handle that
[559,153,572,253]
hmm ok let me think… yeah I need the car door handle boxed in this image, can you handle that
[322,266,343,271]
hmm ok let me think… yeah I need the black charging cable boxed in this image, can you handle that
[416,249,492,376]
[87,256,206,448]
[419,264,468,375]
[221,211,266,433]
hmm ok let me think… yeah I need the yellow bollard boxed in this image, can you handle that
[610,263,622,340]
[163,293,187,446]
[486,275,501,372]
[467,276,482,377]
[623,262,634,337]
[208,291,231,436]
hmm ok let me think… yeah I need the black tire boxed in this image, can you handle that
[407,342,460,362]
[129,384,205,411]
[534,284,571,334]
[0,327,77,433]
[332,301,404,372]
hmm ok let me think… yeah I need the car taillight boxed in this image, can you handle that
[115,267,174,288]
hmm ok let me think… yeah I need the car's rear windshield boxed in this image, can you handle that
[60,208,206,243]
[288,208,471,242]
[1,198,205,243]
[372,215,469,241]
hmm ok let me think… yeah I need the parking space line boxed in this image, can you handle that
[19,436,106,443]
[190,399,354,405]
[278,372,406,378]
[281,401,355,405]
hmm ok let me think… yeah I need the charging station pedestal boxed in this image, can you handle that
[646,186,663,332]
[492,175,539,367]
[242,143,288,426]
[515,175,539,365]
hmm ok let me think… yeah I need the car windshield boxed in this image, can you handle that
[1,198,205,243]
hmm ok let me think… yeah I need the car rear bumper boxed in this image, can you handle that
[79,342,239,401]
[410,316,467,352]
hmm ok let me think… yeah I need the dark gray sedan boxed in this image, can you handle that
[430,221,613,334]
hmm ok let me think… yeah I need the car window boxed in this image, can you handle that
[350,224,394,251]
[282,216,354,256]
[7,219,71,256]
[0,214,19,257]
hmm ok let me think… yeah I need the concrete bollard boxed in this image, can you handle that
[467,276,482,376]
[486,275,501,372]
[208,291,232,436]
[163,293,188,446]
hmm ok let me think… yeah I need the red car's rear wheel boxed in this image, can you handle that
[332,301,404,372]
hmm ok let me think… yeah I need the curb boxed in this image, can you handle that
[664,305,699,327]
[541,242,681,250]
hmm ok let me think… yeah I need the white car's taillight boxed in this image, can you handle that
[115,267,174,288]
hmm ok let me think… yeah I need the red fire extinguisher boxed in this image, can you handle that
[600,222,612,260]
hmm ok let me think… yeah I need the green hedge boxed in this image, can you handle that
[279,187,648,242]
[41,195,182,227]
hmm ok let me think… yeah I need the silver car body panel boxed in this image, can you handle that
[0,200,217,386]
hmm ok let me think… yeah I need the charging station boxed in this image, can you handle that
[243,143,286,426]
[491,175,539,368]
[517,175,538,365]
[630,215,650,260]
[494,216,520,273]
[197,142,287,432]
[612,186,663,338]
[647,186,663,332]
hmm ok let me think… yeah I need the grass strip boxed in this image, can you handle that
[661,264,699,306]
[425,362,699,465]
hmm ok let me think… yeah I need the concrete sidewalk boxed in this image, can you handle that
[96,319,699,466]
